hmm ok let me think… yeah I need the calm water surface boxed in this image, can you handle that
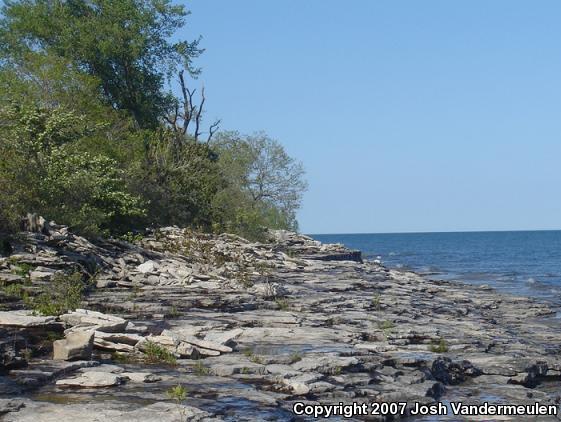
[311,231,561,305]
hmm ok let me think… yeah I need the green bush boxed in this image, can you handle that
[26,272,85,316]
[128,132,222,230]
[0,104,145,236]
[143,341,177,365]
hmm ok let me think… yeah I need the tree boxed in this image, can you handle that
[0,104,145,235]
[127,129,223,229]
[0,0,202,128]
[164,69,221,143]
[211,131,307,238]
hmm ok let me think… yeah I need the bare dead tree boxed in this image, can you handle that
[165,70,221,142]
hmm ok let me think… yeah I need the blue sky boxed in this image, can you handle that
[181,1,561,234]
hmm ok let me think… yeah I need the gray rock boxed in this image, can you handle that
[0,399,24,415]
[60,309,128,332]
[55,371,126,387]
[136,260,158,274]
[282,373,323,395]
[53,330,94,361]
[20,213,50,234]
[121,372,161,383]
[0,311,57,328]
[204,328,244,347]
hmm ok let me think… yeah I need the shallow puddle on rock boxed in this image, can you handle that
[250,342,354,356]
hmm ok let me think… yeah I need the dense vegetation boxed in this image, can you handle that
[0,0,306,242]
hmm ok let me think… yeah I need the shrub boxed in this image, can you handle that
[143,341,177,365]
[167,384,188,401]
[26,272,85,316]
[0,104,145,236]
[128,133,222,230]
[2,283,26,299]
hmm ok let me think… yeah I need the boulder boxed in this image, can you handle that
[20,213,50,235]
[282,372,323,395]
[94,338,135,353]
[136,260,158,274]
[291,355,358,373]
[29,267,57,282]
[93,331,143,346]
[252,282,288,298]
[53,330,94,361]
[431,357,481,385]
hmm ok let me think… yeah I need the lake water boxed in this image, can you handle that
[311,231,561,305]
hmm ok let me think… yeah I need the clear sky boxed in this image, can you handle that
[180,1,561,234]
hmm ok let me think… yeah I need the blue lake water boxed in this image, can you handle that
[311,231,561,305]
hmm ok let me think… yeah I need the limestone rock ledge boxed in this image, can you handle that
[0,222,559,421]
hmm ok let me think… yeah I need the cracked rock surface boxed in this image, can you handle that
[0,226,560,421]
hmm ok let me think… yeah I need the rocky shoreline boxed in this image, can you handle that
[0,223,560,421]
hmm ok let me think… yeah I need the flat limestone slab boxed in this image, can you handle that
[55,371,125,388]
[0,311,57,327]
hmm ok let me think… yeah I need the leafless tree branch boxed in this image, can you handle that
[166,71,219,142]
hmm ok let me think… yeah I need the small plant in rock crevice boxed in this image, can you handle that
[192,360,211,376]
[167,384,188,420]
[10,262,34,278]
[430,337,449,353]
[118,231,144,243]
[167,305,180,318]
[242,348,263,364]
[330,366,342,375]
[2,282,28,300]
[275,298,290,311]
[111,352,135,364]
[371,294,381,311]
[378,320,395,340]
[378,320,394,330]
[143,341,177,365]
[289,351,303,364]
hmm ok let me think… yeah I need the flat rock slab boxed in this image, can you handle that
[121,372,161,383]
[60,309,128,332]
[55,371,126,388]
[3,401,222,422]
[0,399,25,415]
[0,311,57,328]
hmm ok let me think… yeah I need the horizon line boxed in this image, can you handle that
[306,228,561,236]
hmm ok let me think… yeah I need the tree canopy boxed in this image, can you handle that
[0,0,202,128]
[0,0,307,243]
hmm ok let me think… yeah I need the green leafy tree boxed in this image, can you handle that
[0,104,145,235]
[128,129,223,229]
[211,131,307,239]
[0,0,202,128]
